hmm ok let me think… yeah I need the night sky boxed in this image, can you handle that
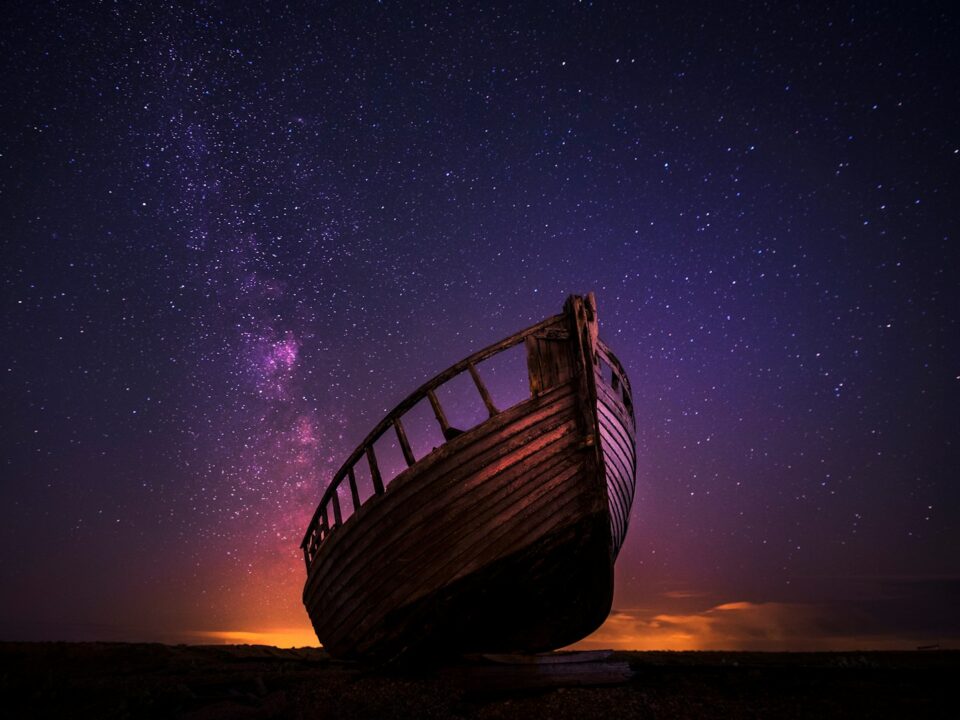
[2,2,957,650]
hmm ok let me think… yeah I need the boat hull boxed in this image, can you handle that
[301,294,636,660]
[303,381,612,659]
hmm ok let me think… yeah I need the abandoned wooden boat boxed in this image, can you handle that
[301,293,636,660]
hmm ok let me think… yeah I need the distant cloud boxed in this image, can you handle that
[573,600,949,651]
[661,590,710,599]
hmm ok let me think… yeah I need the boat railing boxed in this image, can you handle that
[301,312,567,568]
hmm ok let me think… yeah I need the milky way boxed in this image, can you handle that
[2,2,958,648]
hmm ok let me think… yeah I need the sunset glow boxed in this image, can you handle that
[573,601,930,652]
[190,628,320,649]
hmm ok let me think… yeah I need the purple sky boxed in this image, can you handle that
[2,2,958,649]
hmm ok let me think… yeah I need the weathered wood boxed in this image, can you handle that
[305,384,576,586]
[526,331,574,396]
[532,327,571,341]
[524,336,542,396]
[326,453,587,651]
[348,466,361,512]
[307,384,576,593]
[316,420,582,636]
[305,392,579,611]
[597,338,633,414]
[427,388,451,436]
[301,294,636,660]
[564,295,605,543]
[394,418,416,467]
[593,341,637,556]
[302,313,567,554]
[366,445,384,495]
[321,462,597,657]
[468,363,499,417]
[331,491,342,527]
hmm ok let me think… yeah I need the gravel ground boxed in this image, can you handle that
[0,643,953,719]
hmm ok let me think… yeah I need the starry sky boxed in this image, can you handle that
[2,2,958,650]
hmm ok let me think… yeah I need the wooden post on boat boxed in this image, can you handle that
[565,293,610,524]
[426,388,456,441]
[366,445,385,495]
[348,466,361,511]
[331,491,343,527]
[468,363,499,417]
[394,417,416,467]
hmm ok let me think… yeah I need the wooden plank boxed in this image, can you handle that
[597,338,633,399]
[602,452,633,514]
[331,490,343,527]
[526,333,574,396]
[596,383,635,437]
[597,415,634,480]
[427,388,452,437]
[525,336,541,396]
[305,383,576,578]
[595,373,631,414]
[307,409,581,609]
[603,455,634,518]
[602,463,629,535]
[325,451,585,637]
[348,466,361,512]
[303,398,580,601]
[305,408,591,599]
[394,417,416,466]
[539,339,557,388]
[301,314,568,551]
[322,317,562,477]
[366,445,385,495]
[604,448,633,492]
[302,299,629,554]
[597,398,633,452]
[603,452,631,499]
[607,481,632,530]
[564,294,604,504]
[468,363,499,417]
[597,410,635,555]
[319,450,584,642]
[304,389,577,586]
[596,397,635,455]
[601,443,631,502]
[322,459,591,653]
[330,474,604,658]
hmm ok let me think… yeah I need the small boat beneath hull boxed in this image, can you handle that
[301,293,636,660]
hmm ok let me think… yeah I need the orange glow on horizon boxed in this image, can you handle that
[188,597,943,652]
[190,627,320,648]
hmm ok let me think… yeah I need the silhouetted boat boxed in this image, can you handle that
[301,293,636,660]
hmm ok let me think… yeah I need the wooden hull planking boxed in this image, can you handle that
[301,294,636,659]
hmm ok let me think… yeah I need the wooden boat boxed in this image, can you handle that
[300,293,636,660]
